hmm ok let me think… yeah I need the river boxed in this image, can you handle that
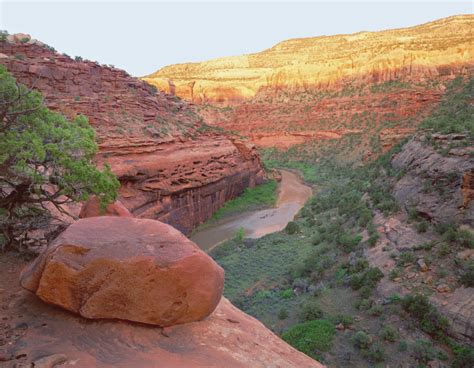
[190,170,312,251]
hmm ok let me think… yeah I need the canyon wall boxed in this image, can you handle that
[0,35,265,234]
[144,15,474,153]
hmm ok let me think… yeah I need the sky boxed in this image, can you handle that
[0,1,472,76]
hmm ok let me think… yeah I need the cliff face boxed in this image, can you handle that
[144,15,474,153]
[0,36,265,234]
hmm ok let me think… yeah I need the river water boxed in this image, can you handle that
[190,170,312,251]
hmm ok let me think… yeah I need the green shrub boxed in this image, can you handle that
[332,314,354,328]
[368,304,384,317]
[411,339,436,365]
[401,294,450,338]
[278,308,289,320]
[397,251,416,266]
[338,232,362,252]
[233,227,245,242]
[365,343,385,363]
[398,341,408,352]
[416,221,429,233]
[299,301,323,321]
[280,289,294,299]
[349,267,384,291]
[452,345,474,368]
[285,221,300,235]
[459,262,474,287]
[352,331,372,349]
[380,325,398,342]
[282,319,335,359]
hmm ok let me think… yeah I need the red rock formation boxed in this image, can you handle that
[79,196,132,218]
[21,217,225,327]
[0,37,265,234]
[144,15,474,151]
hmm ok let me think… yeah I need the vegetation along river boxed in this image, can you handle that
[191,170,312,251]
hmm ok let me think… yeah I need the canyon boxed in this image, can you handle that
[0,35,265,235]
[144,15,474,154]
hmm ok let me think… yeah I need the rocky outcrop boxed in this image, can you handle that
[79,196,132,218]
[391,134,474,226]
[0,36,265,234]
[20,217,224,326]
[144,15,473,151]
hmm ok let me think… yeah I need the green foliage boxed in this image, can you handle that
[349,267,384,292]
[401,294,450,338]
[299,301,323,321]
[0,66,119,248]
[452,345,474,368]
[459,261,474,287]
[233,227,245,242]
[352,331,372,349]
[211,180,277,220]
[282,319,335,359]
[278,307,289,320]
[420,76,474,139]
[380,325,398,342]
[285,221,299,235]
[280,288,294,299]
[411,339,436,365]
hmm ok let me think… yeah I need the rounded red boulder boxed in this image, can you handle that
[20,217,224,326]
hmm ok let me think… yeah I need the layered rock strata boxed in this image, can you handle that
[144,15,474,151]
[0,36,265,234]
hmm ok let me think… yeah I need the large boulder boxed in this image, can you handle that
[20,217,224,326]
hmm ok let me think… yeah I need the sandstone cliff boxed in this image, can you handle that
[144,15,474,153]
[0,35,265,234]
[145,15,473,103]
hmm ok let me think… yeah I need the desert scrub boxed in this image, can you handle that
[282,319,335,360]
[211,180,277,220]
[401,294,449,339]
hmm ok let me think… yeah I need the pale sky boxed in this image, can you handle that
[0,1,472,76]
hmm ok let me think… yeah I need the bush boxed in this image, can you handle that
[233,227,245,242]
[460,262,474,287]
[452,345,474,368]
[416,221,429,233]
[282,319,335,359]
[365,343,385,363]
[401,294,450,338]
[278,308,289,320]
[338,232,362,252]
[368,304,384,317]
[380,325,398,342]
[285,221,300,235]
[332,314,354,328]
[411,339,436,365]
[349,267,384,292]
[280,289,294,299]
[299,301,323,321]
[352,331,372,349]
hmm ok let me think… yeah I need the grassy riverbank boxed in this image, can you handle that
[210,179,278,221]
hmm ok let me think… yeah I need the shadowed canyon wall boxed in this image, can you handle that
[0,36,265,234]
[144,15,474,153]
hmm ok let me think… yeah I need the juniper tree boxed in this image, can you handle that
[0,65,119,249]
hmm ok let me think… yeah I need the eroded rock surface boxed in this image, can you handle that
[391,134,474,226]
[20,217,224,326]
